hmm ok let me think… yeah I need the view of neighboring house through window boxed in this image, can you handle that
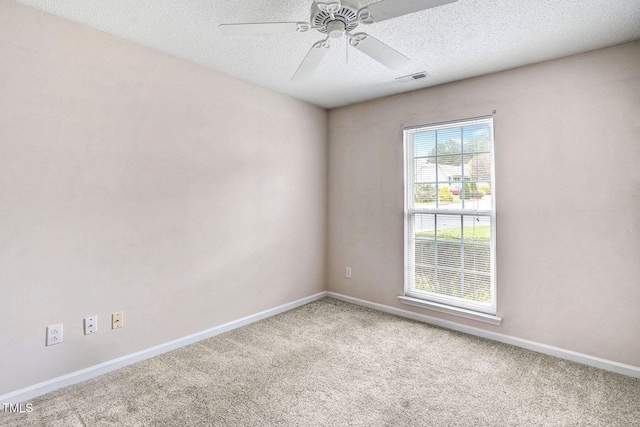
[404,117,496,314]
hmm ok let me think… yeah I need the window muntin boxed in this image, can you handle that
[404,117,496,314]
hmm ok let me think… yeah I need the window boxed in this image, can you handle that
[403,117,496,316]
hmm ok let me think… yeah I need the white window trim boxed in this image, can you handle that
[403,116,497,317]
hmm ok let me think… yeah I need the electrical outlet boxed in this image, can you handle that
[112,311,123,329]
[46,324,63,346]
[84,316,98,335]
[346,267,352,278]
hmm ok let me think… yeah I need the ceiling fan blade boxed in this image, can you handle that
[219,22,310,36]
[349,33,410,70]
[292,40,331,81]
[361,0,456,23]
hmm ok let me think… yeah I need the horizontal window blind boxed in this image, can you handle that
[404,117,496,315]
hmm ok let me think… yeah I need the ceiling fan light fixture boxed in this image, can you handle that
[326,20,346,38]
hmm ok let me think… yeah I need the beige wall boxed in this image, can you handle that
[0,1,327,394]
[328,40,640,367]
[2,0,639,399]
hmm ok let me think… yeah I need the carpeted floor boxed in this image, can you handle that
[2,297,639,426]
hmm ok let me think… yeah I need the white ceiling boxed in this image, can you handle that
[12,0,640,109]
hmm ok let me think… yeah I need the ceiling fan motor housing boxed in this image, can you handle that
[311,1,359,35]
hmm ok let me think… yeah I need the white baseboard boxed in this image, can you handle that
[4,290,637,404]
[1,291,328,404]
[327,292,640,379]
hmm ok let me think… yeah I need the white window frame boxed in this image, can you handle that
[402,116,497,318]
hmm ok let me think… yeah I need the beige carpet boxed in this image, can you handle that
[2,297,639,426]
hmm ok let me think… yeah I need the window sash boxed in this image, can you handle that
[405,211,496,314]
[404,116,496,315]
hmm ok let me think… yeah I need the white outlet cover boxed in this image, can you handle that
[46,323,63,346]
[84,316,98,335]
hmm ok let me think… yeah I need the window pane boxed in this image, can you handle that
[435,214,461,240]
[462,186,491,210]
[463,243,491,274]
[413,213,436,235]
[414,183,437,205]
[437,128,462,153]
[414,131,436,157]
[462,216,491,242]
[462,123,491,153]
[437,241,461,269]
[463,273,491,303]
[415,239,435,266]
[468,153,492,183]
[437,269,462,298]
[415,265,436,292]
[437,183,461,209]
[415,158,436,183]
[436,157,463,183]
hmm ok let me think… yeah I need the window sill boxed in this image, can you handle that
[398,296,502,325]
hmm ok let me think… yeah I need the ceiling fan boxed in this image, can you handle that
[219,0,457,81]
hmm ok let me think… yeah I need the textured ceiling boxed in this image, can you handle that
[12,0,640,108]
